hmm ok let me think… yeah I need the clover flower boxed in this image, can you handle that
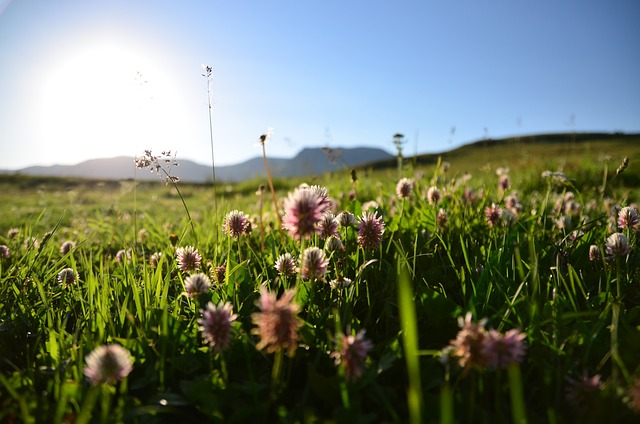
[325,236,344,253]
[481,328,527,368]
[211,262,226,284]
[565,373,604,410]
[7,228,19,239]
[618,206,639,231]
[300,247,329,281]
[437,208,448,228]
[57,268,77,286]
[282,186,331,240]
[426,186,441,205]
[505,194,523,215]
[541,170,569,183]
[150,252,163,268]
[449,312,489,368]
[329,276,353,290]
[396,178,414,199]
[0,245,9,259]
[83,344,133,386]
[308,184,332,211]
[317,213,339,239]
[23,237,39,251]
[275,253,297,277]
[183,273,211,298]
[605,232,631,259]
[361,201,380,213]
[332,329,373,381]
[176,246,202,273]
[224,210,251,237]
[198,301,237,352]
[589,245,602,262]
[357,211,385,250]
[59,240,75,255]
[251,288,302,356]
[336,211,358,228]
[115,248,131,263]
[498,175,510,192]
[485,203,502,228]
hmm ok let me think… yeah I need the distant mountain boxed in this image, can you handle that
[9,147,393,183]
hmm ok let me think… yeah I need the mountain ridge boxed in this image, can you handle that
[5,146,393,183]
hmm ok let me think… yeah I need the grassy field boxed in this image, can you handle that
[1,133,639,423]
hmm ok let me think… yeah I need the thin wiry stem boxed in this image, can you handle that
[262,142,282,230]
[203,65,218,240]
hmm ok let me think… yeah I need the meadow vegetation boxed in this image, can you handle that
[1,134,639,423]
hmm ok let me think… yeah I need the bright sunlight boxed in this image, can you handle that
[37,41,185,163]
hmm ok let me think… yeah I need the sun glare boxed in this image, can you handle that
[38,41,185,163]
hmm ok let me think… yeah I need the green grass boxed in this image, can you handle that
[1,133,639,423]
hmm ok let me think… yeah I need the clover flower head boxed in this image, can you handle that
[198,301,237,352]
[332,329,373,381]
[0,245,10,259]
[251,288,302,355]
[213,262,226,284]
[329,276,353,290]
[23,237,39,251]
[357,211,385,250]
[7,228,19,239]
[336,211,358,228]
[588,245,601,262]
[183,272,211,297]
[505,194,522,215]
[300,247,329,280]
[176,246,202,273]
[485,203,502,227]
[318,213,339,239]
[449,312,489,368]
[224,210,251,237]
[308,184,332,211]
[426,186,441,205]
[605,232,631,259]
[361,201,379,213]
[396,178,414,199]
[325,236,345,253]
[275,253,297,277]
[57,268,77,286]
[437,208,448,228]
[150,252,163,268]
[115,248,131,263]
[498,175,510,192]
[618,206,639,231]
[496,167,510,177]
[60,240,75,255]
[282,186,330,240]
[565,373,604,410]
[83,344,133,386]
[481,328,527,368]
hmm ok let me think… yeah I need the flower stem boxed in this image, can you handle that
[440,378,454,424]
[262,143,282,230]
[270,349,284,399]
[507,363,527,424]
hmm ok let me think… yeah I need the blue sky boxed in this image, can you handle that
[1,0,639,170]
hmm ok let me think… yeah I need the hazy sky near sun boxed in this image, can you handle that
[1,0,639,170]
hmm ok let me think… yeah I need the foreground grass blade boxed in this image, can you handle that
[397,257,423,424]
